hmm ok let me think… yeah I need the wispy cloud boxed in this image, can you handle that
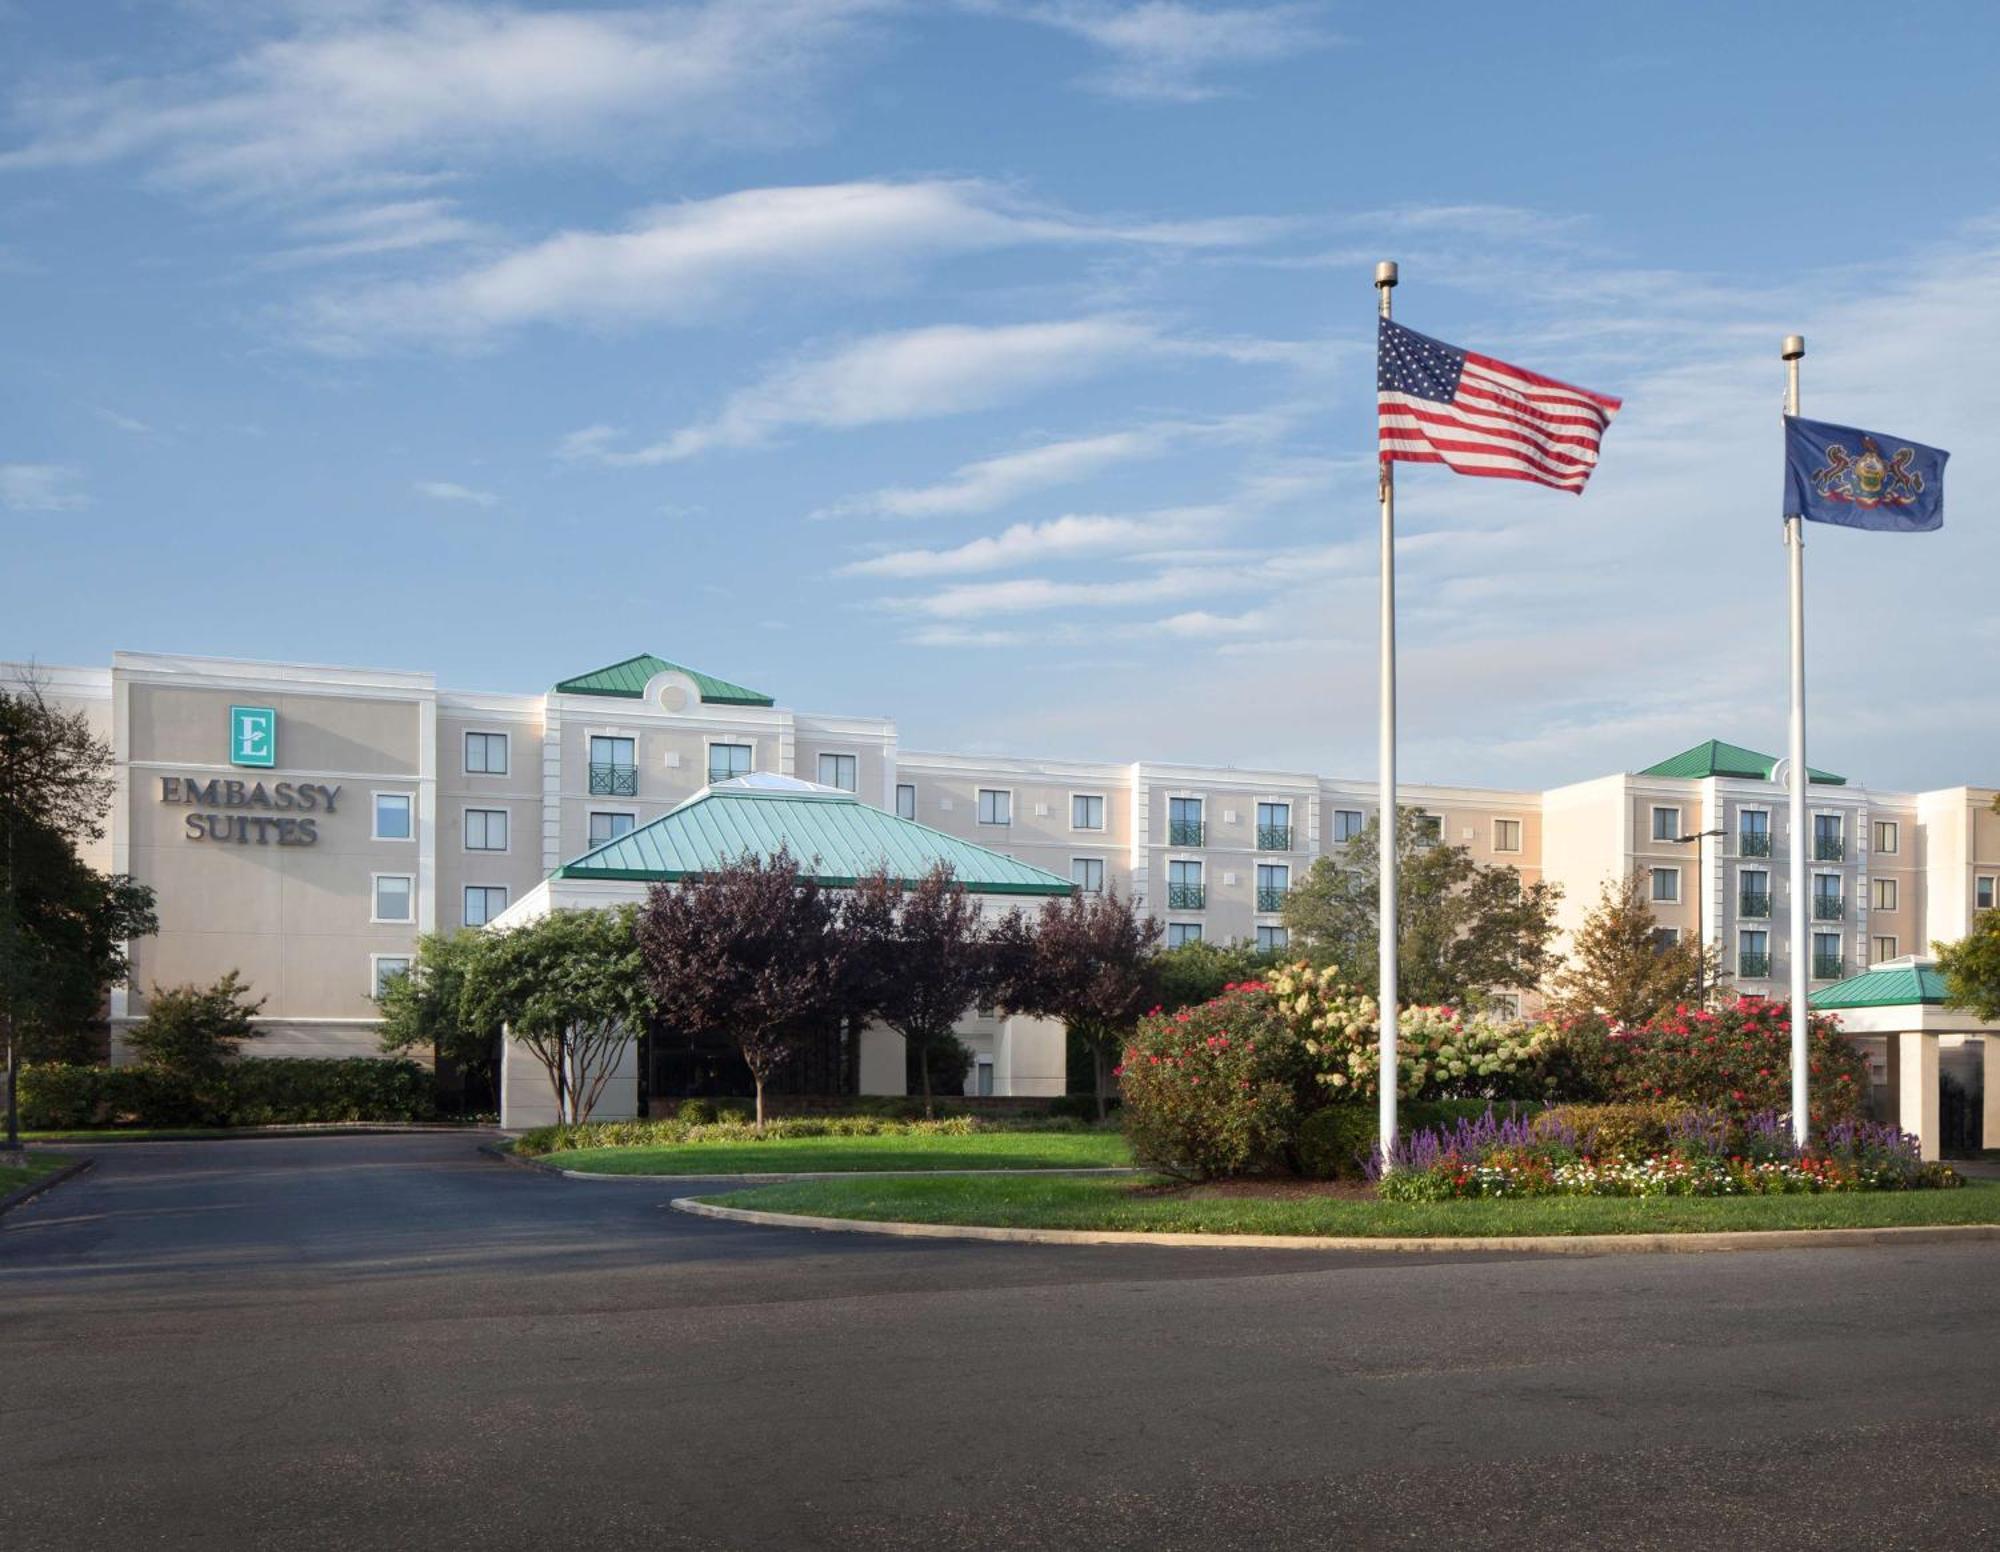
[93,407,154,436]
[840,508,1222,577]
[414,478,497,507]
[997,2,1334,101]
[0,1,880,195]
[568,317,1167,464]
[1,463,88,511]
[269,198,490,267]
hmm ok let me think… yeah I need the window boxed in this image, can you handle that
[1072,793,1105,831]
[1813,931,1843,979]
[1813,875,1843,919]
[1332,808,1366,843]
[1649,926,1680,952]
[975,1059,995,1098]
[1979,877,1996,912]
[896,783,916,821]
[1873,935,1899,964]
[1487,994,1521,1020]
[1256,863,1289,912]
[373,792,412,841]
[1493,818,1522,853]
[371,955,412,999]
[708,742,752,782]
[1872,877,1898,912]
[977,789,1011,826]
[463,808,507,852]
[1166,922,1204,948]
[817,753,857,791]
[1873,820,1899,855]
[589,736,637,797]
[1414,812,1442,845]
[463,886,507,927]
[1813,812,1844,861]
[1071,857,1105,894]
[464,731,508,775]
[1256,801,1291,849]
[1167,858,1204,910]
[1256,924,1289,953]
[1739,869,1771,917]
[1738,930,1770,975]
[1652,806,1681,842]
[1651,866,1680,904]
[373,874,413,923]
[1739,808,1771,856]
[589,811,635,847]
[1167,796,1204,846]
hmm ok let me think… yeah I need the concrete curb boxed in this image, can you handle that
[0,1156,95,1219]
[479,1143,1139,1185]
[669,1196,2000,1255]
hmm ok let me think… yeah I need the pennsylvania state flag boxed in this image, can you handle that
[1785,414,1947,532]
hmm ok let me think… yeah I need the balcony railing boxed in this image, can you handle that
[1256,886,1288,912]
[1813,896,1846,921]
[1813,954,1846,981]
[1739,830,1772,857]
[1739,952,1772,979]
[1814,836,1845,862]
[1168,820,1206,846]
[589,763,638,797]
[1166,883,1207,910]
[1256,824,1293,851]
[1739,890,1771,919]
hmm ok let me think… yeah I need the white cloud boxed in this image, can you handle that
[0,1,879,193]
[0,464,88,511]
[93,407,154,435]
[414,478,497,507]
[271,198,490,266]
[577,317,1165,463]
[898,567,1235,619]
[1005,1,1334,101]
[840,508,1220,577]
[298,179,1279,349]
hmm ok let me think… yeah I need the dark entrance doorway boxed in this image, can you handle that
[1941,1038,1985,1158]
[637,1017,855,1114]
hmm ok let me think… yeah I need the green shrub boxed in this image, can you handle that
[1048,1093,1119,1123]
[676,1097,718,1125]
[126,972,266,1077]
[514,1112,984,1155]
[1297,1104,1376,1180]
[1117,986,1306,1181]
[17,1063,105,1129]
[16,1058,434,1130]
[1537,1101,1691,1155]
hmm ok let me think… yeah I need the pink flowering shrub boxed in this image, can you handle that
[1611,997,1869,1129]
[1117,985,1306,1181]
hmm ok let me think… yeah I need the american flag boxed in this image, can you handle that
[1377,317,1620,493]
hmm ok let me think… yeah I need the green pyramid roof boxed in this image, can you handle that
[555,653,773,706]
[553,775,1074,896]
[1638,738,1845,786]
[1810,959,1948,1010]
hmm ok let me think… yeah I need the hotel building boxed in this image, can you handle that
[10,650,1999,1140]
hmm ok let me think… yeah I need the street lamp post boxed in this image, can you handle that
[1670,828,1726,1003]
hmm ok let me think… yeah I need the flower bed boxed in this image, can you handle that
[1375,1109,1960,1201]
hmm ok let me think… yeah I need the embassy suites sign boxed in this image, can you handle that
[161,776,341,845]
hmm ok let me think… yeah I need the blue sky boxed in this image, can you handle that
[4,1,1998,791]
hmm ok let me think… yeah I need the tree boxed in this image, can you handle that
[1280,808,1560,1006]
[1151,937,1283,1013]
[461,907,651,1126]
[375,930,500,1099]
[636,850,845,1129]
[844,864,992,1117]
[126,971,266,1077]
[991,888,1161,1120]
[1545,872,1724,1026]
[1,677,158,1150]
[1937,910,2000,1022]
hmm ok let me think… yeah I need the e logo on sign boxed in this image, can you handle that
[230,706,277,769]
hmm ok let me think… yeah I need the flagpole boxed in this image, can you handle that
[1375,259,1400,1171]
[1783,333,1811,1149]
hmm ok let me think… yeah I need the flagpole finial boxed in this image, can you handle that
[1782,334,1805,361]
[1374,260,1398,289]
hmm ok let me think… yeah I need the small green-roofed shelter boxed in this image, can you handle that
[551,773,1074,896]
[1810,959,1949,1012]
[555,652,775,706]
[1638,738,1845,786]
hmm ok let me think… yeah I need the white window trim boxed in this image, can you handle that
[1255,924,1289,951]
[1874,819,1900,855]
[462,729,510,777]
[1813,871,1843,897]
[1650,864,1681,903]
[1331,807,1367,844]
[1872,877,1898,912]
[371,790,415,843]
[816,750,860,792]
[976,786,1014,826]
[1165,921,1204,945]
[370,872,416,925]
[588,809,638,847]
[1978,876,1997,909]
[895,782,918,820]
[369,953,414,999]
[463,884,509,928]
[1651,804,1683,843]
[1873,935,1899,963]
[1165,855,1205,882]
[1069,791,1108,832]
[1492,816,1523,853]
[1070,857,1106,893]
[1165,791,1206,830]
[704,738,756,783]
[462,807,510,854]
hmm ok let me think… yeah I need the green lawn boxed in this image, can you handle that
[1,1151,76,1195]
[702,1174,2000,1238]
[543,1130,1134,1176]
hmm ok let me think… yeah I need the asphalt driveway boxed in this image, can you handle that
[3,1133,1997,1550]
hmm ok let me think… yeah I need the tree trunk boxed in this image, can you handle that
[753,1073,766,1133]
[919,1039,934,1121]
[1093,1040,1110,1123]
[3,1024,19,1153]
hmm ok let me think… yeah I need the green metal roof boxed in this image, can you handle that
[1810,959,1948,1010]
[1638,738,1845,786]
[553,775,1075,896]
[554,653,774,706]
